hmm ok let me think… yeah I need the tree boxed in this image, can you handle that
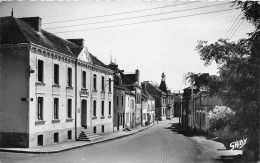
[194,2,260,160]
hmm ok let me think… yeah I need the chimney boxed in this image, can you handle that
[142,82,147,91]
[67,39,85,47]
[135,69,140,86]
[19,17,42,32]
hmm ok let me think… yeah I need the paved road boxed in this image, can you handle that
[0,120,215,163]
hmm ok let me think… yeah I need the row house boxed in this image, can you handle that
[141,83,155,126]
[0,16,113,148]
[143,73,174,121]
[194,91,223,133]
[108,63,126,131]
[121,70,142,127]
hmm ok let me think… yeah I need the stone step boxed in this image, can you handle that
[78,130,102,141]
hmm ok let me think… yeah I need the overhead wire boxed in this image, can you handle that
[226,17,243,39]
[43,1,200,25]
[53,8,234,34]
[229,19,245,40]
[46,2,230,30]
[223,11,242,39]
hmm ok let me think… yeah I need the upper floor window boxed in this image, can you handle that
[101,76,105,91]
[101,101,104,116]
[93,74,97,90]
[67,99,72,118]
[93,100,96,117]
[54,98,59,119]
[37,97,43,120]
[109,78,112,92]
[67,68,72,87]
[109,101,111,116]
[38,60,44,82]
[54,64,59,85]
[122,95,124,106]
[82,71,86,89]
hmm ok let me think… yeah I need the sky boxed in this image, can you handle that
[0,1,255,92]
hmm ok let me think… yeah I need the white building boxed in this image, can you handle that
[0,16,113,148]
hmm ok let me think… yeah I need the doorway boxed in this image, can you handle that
[81,100,87,127]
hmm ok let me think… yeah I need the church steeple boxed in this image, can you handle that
[159,72,168,93]
[161,72,166,81]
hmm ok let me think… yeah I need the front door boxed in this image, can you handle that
[81,100,87,127]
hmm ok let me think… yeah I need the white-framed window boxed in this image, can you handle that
[37,59,44,82]
[67,99,72,118]
[37,97,44,120]
[82,71,86,88]
[54,98,59,119]
[67,67,72,87]
[54,64,59,85]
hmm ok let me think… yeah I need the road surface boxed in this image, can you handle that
[0,119,217,163]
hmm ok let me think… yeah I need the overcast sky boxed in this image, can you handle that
[0,1,255,92]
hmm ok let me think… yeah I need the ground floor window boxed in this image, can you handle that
[38,135,43,146]
[93,126,96,133]
[102,125,104,133]
[54,132,59,143]
[68,130,72,140]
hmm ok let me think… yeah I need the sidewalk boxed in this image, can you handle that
[0,124,154,154]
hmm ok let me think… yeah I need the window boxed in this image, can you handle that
[67,99,72,118]
[109,101,111,116]
[101,101,104,116]
[93,100,96,117]
[117,94,119,106]
[38,135,43,146]
[68,130,72,140]
[68,68,72,87]
[54,64,59,85]
[82,71,86,88]
[38,60,44,82]
[128,97,130,107]
[122,95,124,106]
[93,74,97,90]
[109,78,111,92]
[102,125,104,133]
[37,97,43,120]
[54,98,59,119]
[101,76,105,91]
[54,132,59,143]
[93,126,96,133]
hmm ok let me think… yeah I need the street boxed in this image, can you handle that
[0,119,225,163]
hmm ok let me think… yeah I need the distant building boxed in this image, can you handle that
[141,82,155,125]
[121,70,142,126]
[194,91,223,132]
[0,16,113,148]
[108,63,126,131]
[143,73,174,121]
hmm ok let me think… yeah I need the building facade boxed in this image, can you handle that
[0,16,113,148]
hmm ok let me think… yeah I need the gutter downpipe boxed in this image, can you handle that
[75,59,78,140]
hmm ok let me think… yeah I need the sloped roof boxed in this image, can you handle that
[144,81,164,95]
[121,72,135,86]
[0,16,110,70]
[159,81,168,93]
[0,16,80,57]
[89,53,109,69]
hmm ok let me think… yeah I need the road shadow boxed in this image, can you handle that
[165,123,246,163]
[214,154,249,163]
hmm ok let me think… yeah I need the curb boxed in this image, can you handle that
[0,124,154,154]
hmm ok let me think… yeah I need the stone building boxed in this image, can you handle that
[108,63,126,131]
[121,70,142,127]
[0,16,113,148]
[143,73,174,121]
